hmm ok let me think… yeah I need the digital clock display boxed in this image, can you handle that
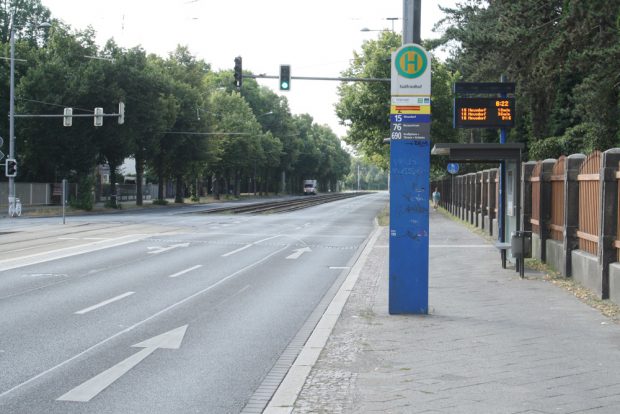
[454,97,515,128]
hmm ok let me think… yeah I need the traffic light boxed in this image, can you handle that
[63,107,73,127]
[234,56,242,89]
[118,102,125,125]
[279,65,291,91]
[94,107,103,127]
[5,158,17,177]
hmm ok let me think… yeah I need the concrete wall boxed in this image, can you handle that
[545,239,565,275]
[610,263,620,306]
[532,233,542,261]
[572,250,602,297]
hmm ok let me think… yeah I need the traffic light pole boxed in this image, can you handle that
[244,74,390,83]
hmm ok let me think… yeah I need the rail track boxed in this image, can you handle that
[198,192,370,215]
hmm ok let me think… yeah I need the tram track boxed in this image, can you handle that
[197,192,370,215]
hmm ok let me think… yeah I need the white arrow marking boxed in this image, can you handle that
[57,325,188,402]
[147,243,190,255]
[286,247,312,260]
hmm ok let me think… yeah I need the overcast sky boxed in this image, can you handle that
[40,0,456,137]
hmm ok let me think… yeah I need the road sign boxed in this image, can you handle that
[390,114,431,123]
[0,136,3,146]
[391,122,431,140]
[0,150,4,160]
[391,96,431,106]
[389,45,431,315]
[390,104,431,115]
[63,108,73,127]
[391,44,431,96]
[447,163,459,174]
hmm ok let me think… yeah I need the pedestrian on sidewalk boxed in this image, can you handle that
[432,187,440,210]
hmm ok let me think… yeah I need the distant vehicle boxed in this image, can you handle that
[303,179,317,195]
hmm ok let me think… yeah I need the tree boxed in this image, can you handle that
[336,31,459,170]
[435,0,620,159]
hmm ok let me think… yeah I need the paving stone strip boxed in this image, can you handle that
[293,211,620,414]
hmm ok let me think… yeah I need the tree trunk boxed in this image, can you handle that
[157,157,165,201]
[175,175,184,203]
[234,170,241,197]
[135,154,144,206]
[213,173,220,200]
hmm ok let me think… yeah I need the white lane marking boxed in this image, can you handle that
[169,265,202,278]
[74,292,135,315]
[286,247,312,260]
[57,325,188,402]
[328,266,350,270]
[147,243,190,255]
[429,244,494,248]
[58,237,80,240]
[0,245,289,400]
[221,235,282,257]
[0,234,151,272]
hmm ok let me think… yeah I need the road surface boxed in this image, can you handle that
[0,192,388,413]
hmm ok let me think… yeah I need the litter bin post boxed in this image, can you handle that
[511,230,532,278]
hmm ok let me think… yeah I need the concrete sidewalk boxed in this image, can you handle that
[271,210,620,413]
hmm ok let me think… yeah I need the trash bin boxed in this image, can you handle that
[510,231,532,258]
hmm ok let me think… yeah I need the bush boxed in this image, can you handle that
[528,123,609,161]
[152,199,168,206]
[69,176,94,211]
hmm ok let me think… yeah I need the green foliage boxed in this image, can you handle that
[344,158,388,191]
[528,123,604,160]
[69,175,94,211]
[435,0,620,158]
[336,32,398,170]
[336,33,458,170]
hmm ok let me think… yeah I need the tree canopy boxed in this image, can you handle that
[336,1,620,172]
[0,0,351,207]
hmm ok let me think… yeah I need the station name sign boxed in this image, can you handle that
[454,97,515,128]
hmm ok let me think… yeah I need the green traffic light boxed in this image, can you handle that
[279,64,291,91]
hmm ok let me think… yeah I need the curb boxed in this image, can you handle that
[263,224,384,413]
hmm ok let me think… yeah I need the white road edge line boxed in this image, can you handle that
[0,245,289,400]
[75,292,135,315]
[221,234,282,257]
[169,265,202,278]
[264,225,383,413]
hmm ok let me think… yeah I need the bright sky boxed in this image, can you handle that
[40,0,456,138]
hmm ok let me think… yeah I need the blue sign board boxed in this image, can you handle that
[389,139,430,314]
[390,114,431,124]
[447,163,459,174]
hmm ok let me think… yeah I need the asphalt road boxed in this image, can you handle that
[0,192,388,413]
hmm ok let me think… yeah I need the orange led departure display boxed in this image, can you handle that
[454,97,515,128]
